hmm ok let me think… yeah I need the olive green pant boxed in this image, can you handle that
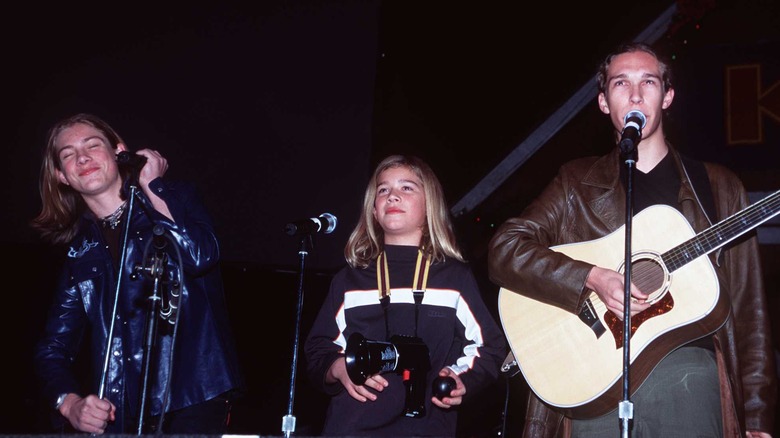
[571,346,722,438]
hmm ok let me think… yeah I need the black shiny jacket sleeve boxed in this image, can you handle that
[138,177,221,274]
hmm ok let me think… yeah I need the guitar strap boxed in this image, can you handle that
[680,154,718,225]
[679,154,722,351]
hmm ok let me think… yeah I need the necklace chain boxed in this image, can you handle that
[100,201,128,230]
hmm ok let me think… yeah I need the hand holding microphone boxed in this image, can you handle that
[116,149,168,186]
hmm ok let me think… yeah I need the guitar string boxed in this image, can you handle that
[587,191,780,316]
[588,260,662,315]
[663,192,779,270]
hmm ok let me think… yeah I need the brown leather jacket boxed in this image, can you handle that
[487,146,776,437]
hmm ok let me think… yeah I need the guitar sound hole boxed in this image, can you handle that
[630,257,667,304]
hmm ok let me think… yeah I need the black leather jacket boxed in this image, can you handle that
[34,178,244,433]
[488,146,776,437]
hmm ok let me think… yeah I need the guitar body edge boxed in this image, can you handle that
[497,205,729,418]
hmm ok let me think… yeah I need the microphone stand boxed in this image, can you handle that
[618,142,638,438]
[95,161,182,434]
[135,224,184,434]
[129,199,183,435]
[134,237,168,435]
[97,183,139,402]
[96,170,170,435]
[281,233,313,438]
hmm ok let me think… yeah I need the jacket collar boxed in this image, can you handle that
[578,143,701,232]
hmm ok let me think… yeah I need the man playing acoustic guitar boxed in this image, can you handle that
[488,42,776,437]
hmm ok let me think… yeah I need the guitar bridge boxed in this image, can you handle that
[578,298,606,338]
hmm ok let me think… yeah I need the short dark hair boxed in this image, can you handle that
[596,42,673,94]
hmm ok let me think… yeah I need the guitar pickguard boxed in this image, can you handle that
[604,292,675,348]
[604,252,674,348]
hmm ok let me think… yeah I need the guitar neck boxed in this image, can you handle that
[663,190,780,272]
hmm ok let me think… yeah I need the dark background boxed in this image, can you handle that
[2,0,779,436]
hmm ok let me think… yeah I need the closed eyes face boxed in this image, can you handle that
[58,137,108,166]
[54,123,124,196]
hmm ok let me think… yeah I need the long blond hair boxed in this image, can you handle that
[344,155,464,268]
[30,113,126,244]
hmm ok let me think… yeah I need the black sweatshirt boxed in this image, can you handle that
[304,245,506,436]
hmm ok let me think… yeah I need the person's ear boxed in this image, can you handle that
[597,94,610,114]
[56,169,69,186]
[662,88,674,109]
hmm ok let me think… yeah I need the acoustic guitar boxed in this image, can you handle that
[498,190,780,418]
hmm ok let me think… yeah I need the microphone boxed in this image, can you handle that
[618,110,647,153]
[116,151,147,170]
[285,212,337,236]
